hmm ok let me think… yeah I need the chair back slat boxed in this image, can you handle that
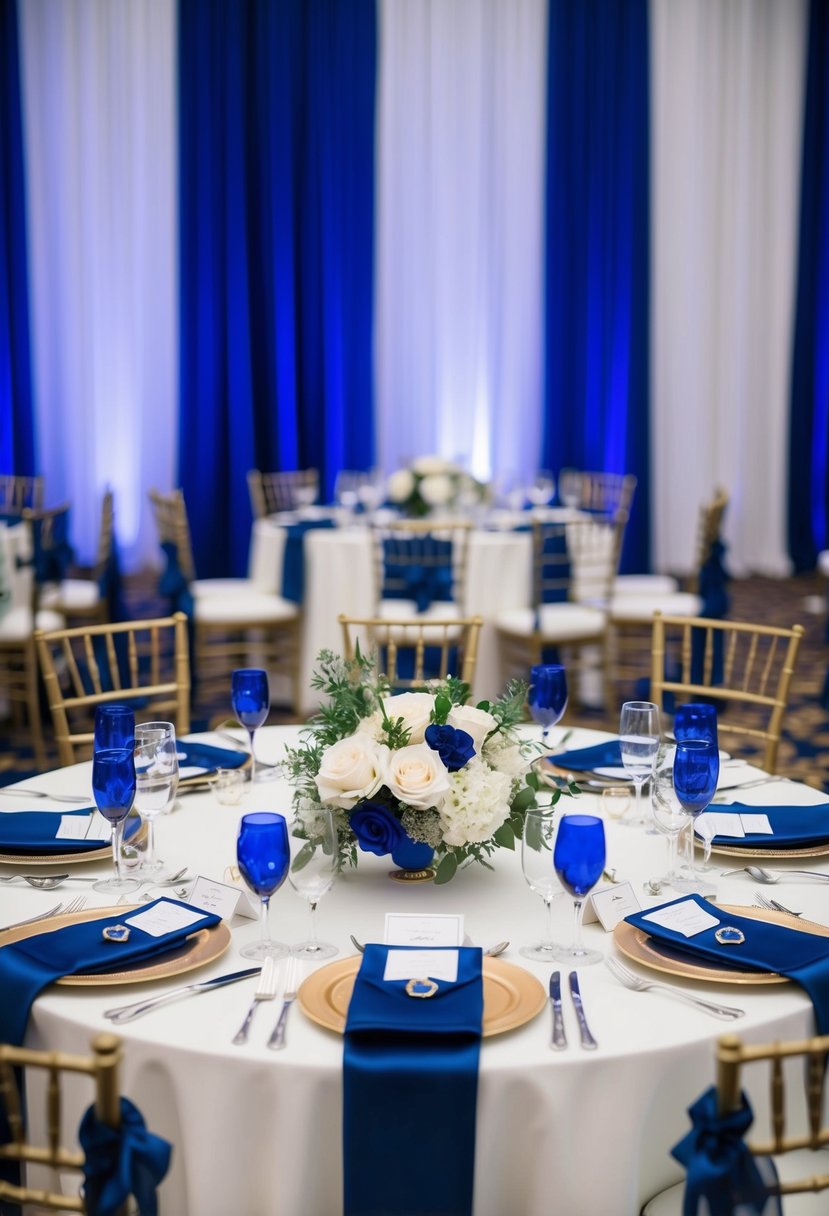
[0,474,44,514]
[339,613,482,690]
[248,469,320,517]
[557,469,637,517]
[148,488,196,582]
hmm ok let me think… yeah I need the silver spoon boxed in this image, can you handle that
[14,865,189,891]
[723,865,829,884]
[349,935,509,958]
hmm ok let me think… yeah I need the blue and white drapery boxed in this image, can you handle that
[2,0,823,582]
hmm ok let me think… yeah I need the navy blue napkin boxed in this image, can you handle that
[382,537,454,613]
[553,740,622,771]
[625,894,829,1032]
[0,809,140,855]
[343,944,483,1216]
[700,803,829,849]
[281,519,336,603]
[79,1096,172,1216]
[176,741,248,779]
[0,898,221,1046]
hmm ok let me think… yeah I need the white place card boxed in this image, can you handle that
[125,900,208,938]
[56,813,95,841]
[384,913,464,948]
[220,866,260,919]
[186,875,246,920]
[586,882,642,931]
[383,949,459,983]
[642,899,720,938]
[740,814,773,835]
[84,815,113,843]
[697,812,745,839]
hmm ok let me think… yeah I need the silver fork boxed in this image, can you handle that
[0,894,87,932]
[754,892,802,918]
[0,787,91,804]
[605,956,744,1020]
[233,956,278,1045]
[267,959,299,1051]
[59,896,88,916]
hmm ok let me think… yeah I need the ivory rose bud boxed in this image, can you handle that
[382,692,435,744]
[419,473,453,506]
[447,704,497,752]
[387,469,415,502]
[315,736,389,810]
[385,743,451,810]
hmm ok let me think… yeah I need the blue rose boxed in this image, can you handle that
[350,802,405,857]
[424,724,475,772]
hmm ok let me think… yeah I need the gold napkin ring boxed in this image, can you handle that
[715,926,745,945]
[102,924,131,944]
[406,977,438,999]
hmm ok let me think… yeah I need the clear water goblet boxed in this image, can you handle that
[91,747,140,895]
[528,470,555,509]
[651,763,690,890]
[289,809,338,960]
[619,700,661,828]
[552,812,606,965]
[520,808,561,961]
[528,664,568,751]
[231,668,269,786]
[133,722,179,879]
[672,739,720,894]
[237,812,290,961]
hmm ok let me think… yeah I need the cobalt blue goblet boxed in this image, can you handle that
[673,703,718,747]
[93,704,135,753]
[237,812,290,961]
[673,739,720,893]
[528,664,568,750]
[552,813,606,965]
[91,746,140,895]
[231,668,270,786]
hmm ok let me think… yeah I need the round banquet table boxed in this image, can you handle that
[1,725,828,1216]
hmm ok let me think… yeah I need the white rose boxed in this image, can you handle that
[382,692,435,744]
[387,469,415,502]
[419,473,453,506]
[385,743,451,810]
[447,704,497,751]
[412,455,454,476]
[315,736,389,810]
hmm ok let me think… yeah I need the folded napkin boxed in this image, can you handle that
[553,740,622,772]
[80,1096,172,1216]
[625,894,829,1032]
[381,537,454,613]
[343,944,483,1216]
[0,898,221,1045]
[176,741,248,778]
[281,518,336,603]
[0,809,141,855]
[699,802,829,849]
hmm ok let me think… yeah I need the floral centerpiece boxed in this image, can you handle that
[386,456,488,519]
[284,649,566,883]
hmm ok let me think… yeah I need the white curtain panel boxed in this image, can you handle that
[374,0,548,488]
[18,0,177,571]
[650,0,807,577]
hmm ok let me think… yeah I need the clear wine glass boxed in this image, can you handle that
[527,470,555,509]
[231,668,269,786]
[237,812,290,961]
[672,739,720,894]
[94,704,135,752]
[91,747,140,895]
[552,812,606,965]
[528,664,568,751]
[133,722,179,879]
[289,810,338,960]
[619,701,661,828]
[520,808,561,961]
[651,763,689,890]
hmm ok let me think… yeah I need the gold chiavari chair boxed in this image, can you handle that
[0,1033,127,1214]
[37,489,115,625]
[339,613,483,690]
[0,474,44,516]
[557,468,637,517]
[247,469,320,518]
[644,1031,829,1214]
[34,614,190,767]
[650,612,804,774]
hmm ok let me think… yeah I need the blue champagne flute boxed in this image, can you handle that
[91,747,140,895]
[673,704,718,873]
[231,669,270,786]
[528,664,568,750]
[94,704,135,752]
[672,739,720,894]
[237,812,290,961]
[553,813,606,965]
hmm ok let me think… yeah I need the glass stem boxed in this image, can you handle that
[248,729,257,786]
[112,820,124,883]
[572,898,585,952]
[259,894,271,944]
[308,901,320,949]
[667,831,678,879]
[146,818,156,869]
[686,816,697,885]
[633,780,643,823]
[545,896,554,946]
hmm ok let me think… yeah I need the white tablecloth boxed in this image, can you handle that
[249,519,533,715]
[1,726,827,1215]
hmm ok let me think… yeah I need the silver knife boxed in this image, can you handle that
[568,971,598,1050]
[548,971,567,1050]
[103,967,261,1023]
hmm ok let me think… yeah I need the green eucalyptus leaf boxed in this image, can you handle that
[290,841,315,872]
[493,822,515,849]
[434,853,458,885]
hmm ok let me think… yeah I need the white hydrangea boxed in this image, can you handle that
[295,795,330,839]
[438,757,512,846]
[356,710,386,742]
[418,473,454,506]
[412,455,456,476]
[387,468,416,502]
[483,737,531,780]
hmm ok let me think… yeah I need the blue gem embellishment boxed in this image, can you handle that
[102,924,131,944]
[714,926,745,945]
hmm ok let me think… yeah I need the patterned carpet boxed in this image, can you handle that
[2,570,828,789]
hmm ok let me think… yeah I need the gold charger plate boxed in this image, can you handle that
[298,956,546,1037]
[614,903,829,986]
[0,819,146,868]
[706,839,829,860]
[1,904,231,986]
[177,753,252,793]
